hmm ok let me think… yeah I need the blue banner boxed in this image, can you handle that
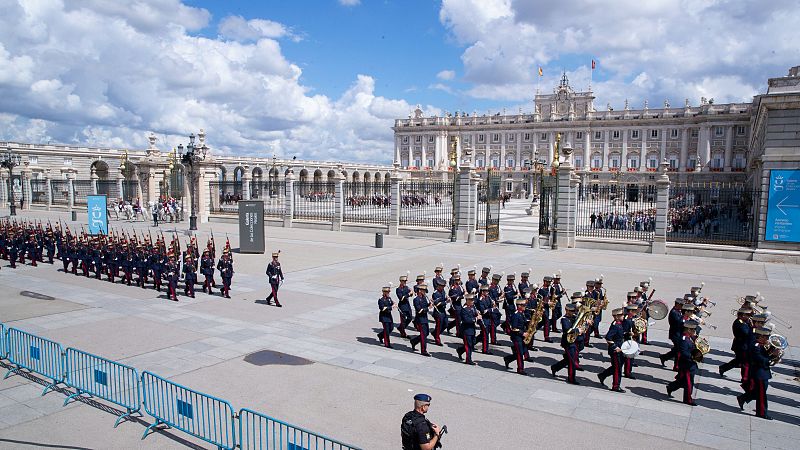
[765,169,800,242]
[87,195,108,235]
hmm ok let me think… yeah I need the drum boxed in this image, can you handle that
[620,339,640,359]
[647,300,669,320]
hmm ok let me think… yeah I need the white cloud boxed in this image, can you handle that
[436,70,456,81]
[440,0,798,109]
[339,0,361,6]
[0,0,414,163]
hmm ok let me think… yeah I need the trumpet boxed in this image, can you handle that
[691,313,716,330]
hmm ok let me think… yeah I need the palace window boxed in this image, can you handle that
[612,130,620,139]
[650,129,659,138]
[715,126,724,137]
[523,133,531,141]
[428,135,435,143]
[631,130,640,139]
[671,129,679,138]
[691,129,699,138]
[492,133,500,143]
[688,159,697,169]
[63,157,72,166]
[29,156,38,165]
[610,156,620,168]
[591,156,602,169]
[476,157,485,168]
[413,158,422,168]
[628,157,639,168]
[594,131,602,140]
[402,136,409,144]
[401,159,409,168]
[506,158,515,168]
[478,134,485,143]
[736,125,746,135]
[576,131,584,140]
[669,157,678,169]
[574,157,583,168]
[506,181,513,192]
[711,157,723,168]
[427,159,434,168]
[491,159,500,168]
[508,133,515,142]
[540,133,548,140]
[733,155,745,168]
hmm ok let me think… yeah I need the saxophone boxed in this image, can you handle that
[523,294,545,345]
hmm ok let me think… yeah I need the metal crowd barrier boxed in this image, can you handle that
[141,370,236,450]
[63,347,141,427]
[0,323,7,360]
[3,327,65,395]
[239,408,362,450]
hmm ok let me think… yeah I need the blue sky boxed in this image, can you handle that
[0,0,796,163]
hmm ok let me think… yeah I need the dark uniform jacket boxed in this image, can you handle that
[378,296,394,323]
[731,319,752,353]
[749,343,772,381]
[413,294,429,325]
[460,306,478,335]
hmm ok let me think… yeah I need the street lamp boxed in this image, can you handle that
[551,133,561,250]
[176,133,208,231]
[270,154,277,198]
[1,149,22,216]
[449,137,458,242]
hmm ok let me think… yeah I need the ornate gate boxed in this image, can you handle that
[485,170,501,242]
[538,175,557,235]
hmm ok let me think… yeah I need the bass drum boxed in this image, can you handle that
[621,340,640,359]
[647,300,669,320]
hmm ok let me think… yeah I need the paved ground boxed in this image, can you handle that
[0,200,798,450]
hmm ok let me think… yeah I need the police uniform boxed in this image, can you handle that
[401,394,437,450]
[550,303,581,384]
[265,252,284,306]
[377,287,395,348]
[737,327,773,420]
[409,284,431,356]
[666,321,699,405]
[719,307,754,382]
[456,294,479,365]
[503,298,529,375]
[396,276,413,338]
[598,308,626,392]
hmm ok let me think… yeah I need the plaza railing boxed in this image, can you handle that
[398,180,453,229]
[50,180,70,206]
[250,180,286,218]
[667,183,760,247]
[210,181,244,215]
[476,181,487,230]
[29,179,48,205]
[0,323,361,449]
[294,181,336,221]
[575,183,657,241]
[343,181,390,225]
[73,180,94,206]
[97,180,120,200]
[121,180,138,202]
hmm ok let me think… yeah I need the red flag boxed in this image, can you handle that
[591,59,596,70]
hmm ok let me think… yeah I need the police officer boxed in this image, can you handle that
[377,286,395,348]
[409,284,431,357]
[456,293,479,365]
[666,320,699,406]
[396,274,412,338]
[719,307,754,382]
[504,297,529,375]
[183,255,197,298]
[737,326,773,420]
[551,303,581,385]
[265,251,284,307]
[431,279,447,346]
[401,394,441,450]
[217,251,234,298]
[598,308,626,392]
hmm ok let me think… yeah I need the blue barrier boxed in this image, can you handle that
[239,408,361,450]
[0,323,6,360]
[63,347,142,427]
[4,327,65,395]
[141,371,236,450]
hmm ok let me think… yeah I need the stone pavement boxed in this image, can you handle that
[0,204,798,449]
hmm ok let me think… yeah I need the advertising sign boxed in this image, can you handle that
[238,201,265,253]
[765,169,800,242]
[87,195,108,235]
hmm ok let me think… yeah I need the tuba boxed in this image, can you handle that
[764,334,788,366]
[692,336,710,362]
[566,298,596,344]
[523,293,545,345]
[632,317,648,336]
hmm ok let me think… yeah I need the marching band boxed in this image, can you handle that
[376,265,788,420]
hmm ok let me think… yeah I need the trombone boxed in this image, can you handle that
[730,299,793,329]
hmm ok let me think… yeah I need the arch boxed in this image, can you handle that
[384,173,390,183]
[313,169,323,184]
[352,171,360,182]
[269,167,280,177]
[326,169,336,183]
[234,166,245,182]
[252,167,263,178]
[284,168,291,176]
[121,161,136,180]
[218,166,227,182]
[91,160,110,180]
[299,168,309,182]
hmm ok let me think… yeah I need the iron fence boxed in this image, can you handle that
[30,179,48,204]
[73,180,94,206]
[343,182,390,224]
[210,181,244,215]
[97,180,120,200]
[477,181,487,229]
[399,180,453,229]
[575,183,656,241]
[538,176,557,235]
[250,180,286,218]
[121,180,138,202]
[51,179,70,205]
[667,184,759,247]
[294,181,335,221]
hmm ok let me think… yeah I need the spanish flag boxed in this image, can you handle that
[538,67,543,77]
[591,59,596,70]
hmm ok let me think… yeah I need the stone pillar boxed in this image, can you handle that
[554,146,576,249]
[22,169,32,211]
[699,125,711,170]
[242,165,251,200]
[724,125,733,171]
[283,170,295,228]
[199,165,217,223]
[389,170,400,235]
[421,145,427,169]
[602,130,609,170]
[117,169,124,202]
[0,174,6,209]
[144,167,155,204]
[659,127,668,164]
[90,167,98,195]
[653,161,670,254]
[45,171,52,211]
[67,171,75,213]
[332,171,345,231]
[583,131,591,171]
[568,171,580,248]
[640,127,647,171]
[455,164,476,241]
[621,130,628,170]
[680,128,688,171]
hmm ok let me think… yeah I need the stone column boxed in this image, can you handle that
[421,145,427,169]
[699,125,711,170]
[659,127,668,164]
[22,169,32,211]
[653,161,670,254]
[45,171,52,211]
[394,137,401,166]
[680,128,688,171]
[583,130,591,171]
[0,174,6,209]
[144,167,155,204]
[283,170,295,228]
[117,170,124,202]
[515,134,522,169]
[724,125,733,171]
[455,164,476,241]
[389,170,400,235]
[242,165,251,201]
[568,171,580,248]
[67,171,75,213]
[332,171,345,231]
[640,127,647,171]
[621,130,628,170]
[90,167,98,195]
[554,146,576,249]
[602,130,609,170]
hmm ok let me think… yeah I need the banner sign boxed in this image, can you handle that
[765,169,800,242]
[87,195,108,235]
[238,201,265,253]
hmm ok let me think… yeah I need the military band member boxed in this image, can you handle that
[478,267,490,286]
[465,269,480,295]
[622,304,639,379]
[432,265,445,289]
[487,274,502,345]
[475,285,494,354]
[504,298,529,375]
[396,275,412,338]
[446,274,464,336]
[737,326,773,420]
[659,298,688,368]
[200,250,215,294]
[183,255,197,298]
[550,273,565,332]
[666,320,699,406]
[377,286,395,348]
[591,278,606,339]
[719,307,754,382]
[265,251,284,307]
[217,251,234,298]
[456,293,479,365]
[598,308,626,392]
[551,303,581,384]
[164,255,179,301]
[502,274,518,335]
[537,276,553,343]
[582,280,597,347]
[431,280,447,346]
[447,267,460,288]
[638,280,651,344]
[409,284,431,357]
[412,274,425,295]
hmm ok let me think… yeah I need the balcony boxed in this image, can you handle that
[647,168,658,172]
[627,168,638,172]
[591,167,601,172]
[710,167,723,172]
[732,167,745,172]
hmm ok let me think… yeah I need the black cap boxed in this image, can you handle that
[414,393,432,402]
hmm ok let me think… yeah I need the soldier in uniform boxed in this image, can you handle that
[465,269,479,295]
[396,275,412,338]
[377,286,395,348]
[638,280,651,344]
[622,304,639,379]
[592,278,606,339]
[445,274,464,336]
[217,251,234,298]
[659,298,688,368]
[456,293,479,365]
[478,266,490,286]
[737,326,773,420]
[501,274,518,335]
[550,272,565,332]
[409,284,431,356]
[475,285,494,354]
[200,250,216,294]
[432,265,445,288]
[537,276,553,343]
[151,248,163,291]
[7,232,19,269]
[265,251,284,307]
[122,246,134,285]
[447,267,460,287]
[430,280,447,346]
[44,230,55,264]
[92,243,103,279]
[551,303,582,384]
[487,274,502,345]
[719,307,754,383]
[412,274,425,295]
[666,320,699,406]
[582,280,597,347]
[164,254,179,301]
[598,308,626,392]
[183,254,197,298]
[504,297,529,375]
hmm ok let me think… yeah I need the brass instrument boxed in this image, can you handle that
[729,302,793,329]
[764,334,788,366]
[523,292,545,345]
[566,297,596,344]
[692,336,710,362]
[632,317,648,336]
